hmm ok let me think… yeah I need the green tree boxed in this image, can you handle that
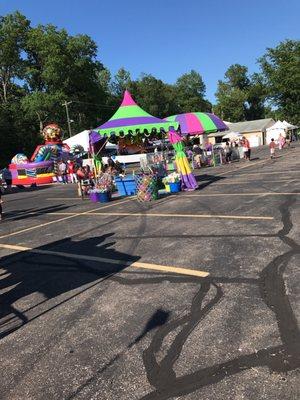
[0,12,31,166]
[128,74,179,118]
[258,39,300,124]
[21,92,64,133]
[23,24,107,133]
[98,68,111,94]
[110,67,131,98]
[215,64,266,122]
[175,70,211,113]
[223,64,250,90]
[0,12,29,103]
[0,12,110,165]
[214,86,247,122]
[245,73,266,120]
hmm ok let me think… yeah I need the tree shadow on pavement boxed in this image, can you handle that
[65,307,172,400]
[0,233,140,339]
[128,308,171,348]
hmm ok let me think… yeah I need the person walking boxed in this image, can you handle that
[242,136,251,161]
[2,168,12,191]
[67,160,77,183]
[224,141,232,163]
[269,138,276,159]
[58,160,68,184]
[193,144,203,168]
[278,134,286,150]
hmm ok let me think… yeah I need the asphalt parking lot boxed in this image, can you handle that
[0,146,299,400]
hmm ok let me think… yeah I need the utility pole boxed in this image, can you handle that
[62,101,72,138]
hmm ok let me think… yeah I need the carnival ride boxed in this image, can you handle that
[9,124,70,186]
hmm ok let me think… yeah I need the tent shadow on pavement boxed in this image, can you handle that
[0,233,140,340]
[194,173,226,190]
[2,203,71,222]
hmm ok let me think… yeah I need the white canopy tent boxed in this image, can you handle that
[63,130,117,152]
[265,121,287,144]
[222,131,243,140]
[63,130,90,152]
[282,120,298,130]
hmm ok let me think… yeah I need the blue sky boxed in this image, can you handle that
[1,0,299,103]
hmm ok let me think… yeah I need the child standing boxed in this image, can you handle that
[67,160,77,183]
[269,138,276,159]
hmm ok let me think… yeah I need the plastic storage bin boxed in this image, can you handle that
[169,181,181,193]
[115,175,136,196]
[90,192,100,202]
[99,192,110,203]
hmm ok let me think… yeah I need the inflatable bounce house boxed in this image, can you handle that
[9,123,69,186]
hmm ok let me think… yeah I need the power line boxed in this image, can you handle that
[70,100,116,108]
[1,98,116,109]
[62,101,73,138]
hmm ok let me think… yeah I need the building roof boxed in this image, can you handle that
[225,118,275,133]
[207,131,226,138]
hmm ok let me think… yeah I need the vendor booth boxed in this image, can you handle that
[93,90,181,200]
[92,91,201,199]
[84,92,229,202]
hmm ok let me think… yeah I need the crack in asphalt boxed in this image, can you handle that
[1,156,299,399]
[62,194,300,400]
[130,195,300,400]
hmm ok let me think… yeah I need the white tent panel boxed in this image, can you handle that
[222,131,243,140]
[266,121,287,144]
[282,120,298,130]
[266,120,286,131]
[63,130,117,151]
[63,130,90,151]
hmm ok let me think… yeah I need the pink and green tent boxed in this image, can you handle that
[94,90,178,137]
[166,112,228,136]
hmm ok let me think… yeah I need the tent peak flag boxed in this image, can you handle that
[121,90,137,107]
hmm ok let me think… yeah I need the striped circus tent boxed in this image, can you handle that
[94,90,178,138]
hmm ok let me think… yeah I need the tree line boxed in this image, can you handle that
[0,11,299,166]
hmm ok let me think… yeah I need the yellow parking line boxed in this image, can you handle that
[131,262,209,277]
[46,198,83,200]
[93,212,274,220]
[0,243,209,278]
[215,159,266,176]
[184,192,300,197]
[0,199,132,239]
[214,151,300,177]
[232,170,300,177]
[3,210,273,221]
[45,211,273,221]
[209,179,298,184]
[45,197,134,201]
